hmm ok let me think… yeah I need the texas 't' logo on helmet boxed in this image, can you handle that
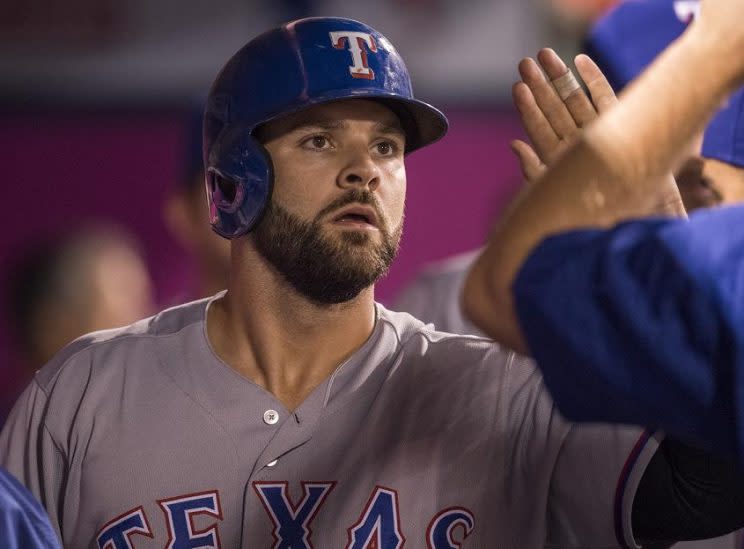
[329,31,378,80]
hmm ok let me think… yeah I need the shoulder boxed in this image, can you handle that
[377,304,539,380]
[397,249,481,297]
[419,249,482,277]
[33,295,215,395]
[376,305,559,438]
[378,303,489,346]
[0,296,219,461]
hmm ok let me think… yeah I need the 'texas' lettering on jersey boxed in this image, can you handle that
[96,484,475,548]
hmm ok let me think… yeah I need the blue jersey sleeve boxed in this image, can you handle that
[0,467,59,548]
[513,205,744,457]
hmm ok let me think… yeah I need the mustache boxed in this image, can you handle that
[316,190,384,223]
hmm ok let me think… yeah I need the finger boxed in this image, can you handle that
[512,80,561,163]
[537,48,597,127]
[574,54,618,113]
[518,57,577,141]
[510,139,545,184]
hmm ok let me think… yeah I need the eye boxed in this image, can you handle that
[375,140,400,156]
[302,134,332,150]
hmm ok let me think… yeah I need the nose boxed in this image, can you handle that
[337,148,381,191]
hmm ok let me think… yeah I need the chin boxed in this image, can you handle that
[338,230,374,246]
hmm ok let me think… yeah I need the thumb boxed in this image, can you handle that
[510,140,545,184]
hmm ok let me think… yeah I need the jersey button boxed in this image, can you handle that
[263,409,279,425]
[267,459,278,467]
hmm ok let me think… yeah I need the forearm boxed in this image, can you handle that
[464,26,742,350]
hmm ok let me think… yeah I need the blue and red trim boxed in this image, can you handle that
[613,430,654,548]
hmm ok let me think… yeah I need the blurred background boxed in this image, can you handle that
[0,0,617,409]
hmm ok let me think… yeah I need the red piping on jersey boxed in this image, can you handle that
[613,430,653,548]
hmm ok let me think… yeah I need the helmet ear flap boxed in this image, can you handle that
[205,127,273,239]
[207,171,244,213]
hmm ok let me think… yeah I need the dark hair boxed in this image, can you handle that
[7,241,65,357]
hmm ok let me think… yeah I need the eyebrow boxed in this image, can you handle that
[375,121,406,137]
[289,118,405,137]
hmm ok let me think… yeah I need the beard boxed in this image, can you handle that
[252,190,402,305]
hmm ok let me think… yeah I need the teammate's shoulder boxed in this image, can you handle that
[408,249,482,287]
[378,302,501,352]
[34,294,215,389]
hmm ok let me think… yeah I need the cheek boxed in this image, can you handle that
[385,164,407,221]
[270,158,330,215]
[370,172,405,235]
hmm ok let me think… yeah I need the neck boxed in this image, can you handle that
[207,243,376,411]
[196,260,229,298]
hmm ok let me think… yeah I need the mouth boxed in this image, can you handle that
[330,204,380,230]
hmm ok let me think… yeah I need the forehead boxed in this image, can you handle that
[256,99,404,141]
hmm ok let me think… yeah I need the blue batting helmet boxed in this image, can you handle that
[203,16,449,239]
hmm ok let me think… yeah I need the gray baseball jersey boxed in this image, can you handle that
[0,294,659,548]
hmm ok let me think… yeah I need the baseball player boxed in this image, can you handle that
[463,0,744,460]
[3,16,744,548]
[0,466,59,548]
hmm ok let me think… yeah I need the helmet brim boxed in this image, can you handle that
[253,91,449,154]
[373,96,449,154]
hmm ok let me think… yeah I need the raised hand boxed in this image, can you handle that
[511,48,617,183]
[511,48,685,216]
